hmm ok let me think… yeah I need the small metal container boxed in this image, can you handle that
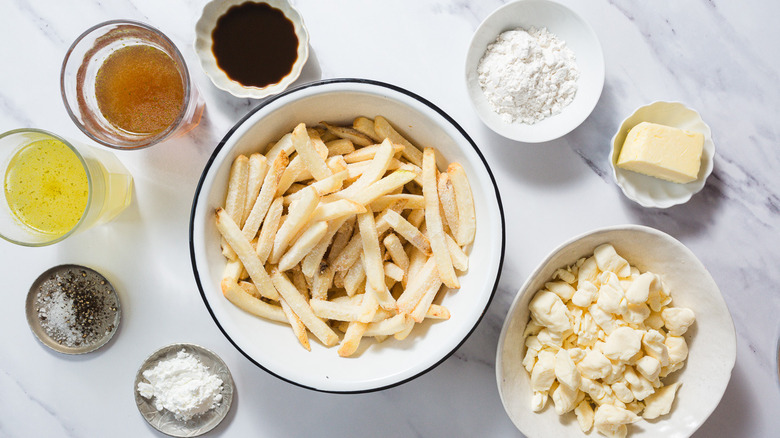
[134,343,235,437]
[26,264,121,354]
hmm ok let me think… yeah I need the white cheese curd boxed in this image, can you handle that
[521,244,695,437]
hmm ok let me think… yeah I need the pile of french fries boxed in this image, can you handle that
[215,116,475,357]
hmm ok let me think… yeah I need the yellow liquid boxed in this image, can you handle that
[4,139,89,235]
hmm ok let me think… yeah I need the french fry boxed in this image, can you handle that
[343,257,366,297]
[216,208,280,301]
[225,155,249,228]
[293,123,332,181]
[264,132,294,163]
[311,265,335,300]
[357,209,385,292]
[384,262,404,283]
[350,169,417,206]
[343,142,404,163]
[426,304,450,320]
[445,233,468,272]
[383,233,409,284]
[370,194,425,211]
[255,197,283,264]
[278,221,328,271]
[437,172,458,237]
[358,288,378,323]
[366,278,396,311]
[397,257,439,314]
[361,314,413,337]
[383,209,431,255]
[286,170,348,204]
[423,148,459,288]
[270,269,339,346]
[222,259,243,285]
[321,121,373,146]
[276,155,306,196]
[301,217,348,277]
[331,232,363,272]
[243,154,269,224]
[327,217,356,263]
[326,139,355,157]
[374,116,423,166]
[411,275,444,323]
[280,296,310,351]
[338,321,368,357]
[338,139,394,199]
[242,152,288,241]
[309,199,365,223]
[270,186,320,264]
[222,280,287,323]
[353,116,382,142]
[447,163,476,246]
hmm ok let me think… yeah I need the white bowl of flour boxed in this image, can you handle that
[465,0,604,143]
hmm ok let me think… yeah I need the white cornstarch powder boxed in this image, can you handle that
[477,27,579,125]
[137,350,224,421]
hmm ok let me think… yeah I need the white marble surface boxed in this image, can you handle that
[0,0,778,436]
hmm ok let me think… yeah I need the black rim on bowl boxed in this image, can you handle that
[188,78,506,393]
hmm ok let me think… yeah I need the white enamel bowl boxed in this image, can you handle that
[190,79,505,392]
[496,225,735,437]
[465,0,605,143]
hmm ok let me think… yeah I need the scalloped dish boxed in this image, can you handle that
[609,102,715,208]
[194,0,309,99]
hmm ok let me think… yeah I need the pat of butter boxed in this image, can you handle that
[617,122,704,184]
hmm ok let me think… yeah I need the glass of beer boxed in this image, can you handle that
[0,129,133,246]
[61,20,204,150]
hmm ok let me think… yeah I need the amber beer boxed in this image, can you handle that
[62,20,204,150]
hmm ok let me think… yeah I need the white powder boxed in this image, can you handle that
[137,350,223,421]
[477,27,579,125]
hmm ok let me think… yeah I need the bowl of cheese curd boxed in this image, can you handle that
[496,225,735,438]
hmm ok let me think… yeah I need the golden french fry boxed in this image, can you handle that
[225,155,249,228]
[255,197,283,264]
[292,123,332,181]
[270,269,339,346]
[361,314,413,337]
[374,116,423,166]
[353,116,382,142]
[331,232,363,272]
[222,280,287,323]
[301,217,347,277]
[384,262,404,282]
[437,172,458,236]
[343,142,404,163]
[410,275,444,323]
[343,257,366,297]
[242,152,288,241]
[326,139,355,157]
[243,153,269,224]
[280,296,310,351]
[338,139,394,199]
[338,321,368,357]
[264,132,294,163]
[216,208,280,301]
[447,162,476,246]
[383,233,409,284]
[383,210,432,255]
[350,169,417,206]
[311,265,335,300]
[423,148,459,288]
[321,121,373,146]
[365,278,396,311]
[222,259,244,285]
[397,257,439,314]
[327,217,356,264]
[370,194,425,211]
[357,209,385,293]
[270,186,320,264]
[278,221,328,271]
[309,199,365,223]
[426,304,450,320]
[358,289,379,323]
[445,232,468,272]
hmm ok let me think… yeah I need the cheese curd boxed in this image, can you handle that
[523,244,695,438]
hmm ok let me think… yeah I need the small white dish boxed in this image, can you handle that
[496,225,736,438]
[609,101,715,208]
[190,79,505,392]
[465,0,605,143]
[194,0,309,99]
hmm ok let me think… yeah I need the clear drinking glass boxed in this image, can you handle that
[0,129,133,246]
[61,20,204,150]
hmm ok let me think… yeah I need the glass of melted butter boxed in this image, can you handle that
[61,20,204,150]
[0,129,133,246]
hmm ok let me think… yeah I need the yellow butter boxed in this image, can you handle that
[617,122,704,184]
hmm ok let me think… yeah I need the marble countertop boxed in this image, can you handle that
[1,0,778,436]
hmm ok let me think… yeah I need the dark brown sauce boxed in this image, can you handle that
[211,2,299,88]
